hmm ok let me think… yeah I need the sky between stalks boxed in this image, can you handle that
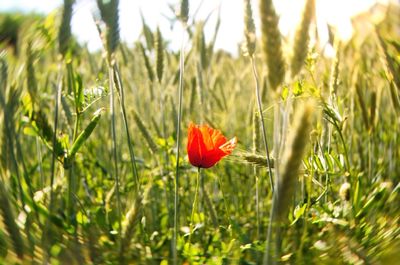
[0,0,393,56]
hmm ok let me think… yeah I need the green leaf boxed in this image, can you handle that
[23,126,39,137]
[291,203,307,225]
[69,108,104,157]
[27,109,65,158]
[75,73,84,111]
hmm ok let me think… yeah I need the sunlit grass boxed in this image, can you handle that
[0,1,399,264]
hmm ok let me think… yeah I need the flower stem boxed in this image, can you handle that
[189,167,201,245]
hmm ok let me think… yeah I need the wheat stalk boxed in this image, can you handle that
[291,0,314,77]
[243,0,256,57]
[264,102,314,264]
[275,103,314,220]
[139,43,155,83]
[388,79,400,113]
[0,181,25,259]
[355,77,370,130]
[0,56,9,170]
[97,0,120,61]
[58,0,75,57]
[250,50,275,192]
[113,64,140,192]
[173,2,189,263]
[238,152,275,168]
[85,223,103,264]
[26,41,38,106]
[196,23,208,70]
[155,27,164,83]
[259,0,286,92]
[179,0,189,24]
[140,11,154,50]
[96,0,125,250]
[252,108,260,153]
[119,195,142,264]
[132,109,158,154]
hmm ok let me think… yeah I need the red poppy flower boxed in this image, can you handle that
[187,122,237,168]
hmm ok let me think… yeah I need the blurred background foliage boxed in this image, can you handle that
[0,1,399,264]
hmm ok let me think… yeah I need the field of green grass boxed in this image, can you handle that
[0,0,399,264]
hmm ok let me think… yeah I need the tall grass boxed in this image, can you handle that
[0,1,399,264]
[173,1,189,264]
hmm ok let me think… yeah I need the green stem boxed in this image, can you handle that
[173,26,186,265]
[255,171,260,240]
[264,91,282,265]
[250,56,274,193]
[109,63,122,244]
[189,167,201,245]
[49,63,63,211]
[36,138,44,189]
[264,191,277,265]
[334,123,350,172]
[201,175,218,228]
[113,64,140,193]
[217,173,232,226]
[67,62,80,142]
[73,113,80,142]
[67,63,79,229]
[297,154,312,263]
[42,61,63,264]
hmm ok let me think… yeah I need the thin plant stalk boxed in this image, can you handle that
[254,166,261,263]
[72,110,80,141]
[264,93,282,265]
[250,57,274,192]
[109,64,123,241]
[255,172,260,235]
[297,148,314,263]
[49,64,63,209]
[173,25,186,265]
[67,62,80,142]
[2,117,26,211]
[41,62,63,265]
[279,91,293,157]
[217,174,233,225]
[250,54,277,264]
[15,133,41,224]
[188,167,201,245]
[36,138,44,189]
[66,62,78,228]
[264,191,277,265]
[273,101,281,189]
[114,64,140,193]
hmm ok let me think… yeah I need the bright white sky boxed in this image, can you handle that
[0,0,391,55]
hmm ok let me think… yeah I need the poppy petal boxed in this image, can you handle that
[187,123,204,167]
[211,128,227,149]
[201,148,226,168]
[219,137,237,154]
[199,125,214,150]
[187,122,236,168]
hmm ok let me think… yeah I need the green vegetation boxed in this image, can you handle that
[0,1,399,264]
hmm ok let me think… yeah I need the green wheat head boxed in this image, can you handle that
[58,0,75,57]
[259,0,286,92]
[155,27,164,83]
[97,0,120,60]
[244,0,256,57]
[275,102,314,221]
[291,0,314,77]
